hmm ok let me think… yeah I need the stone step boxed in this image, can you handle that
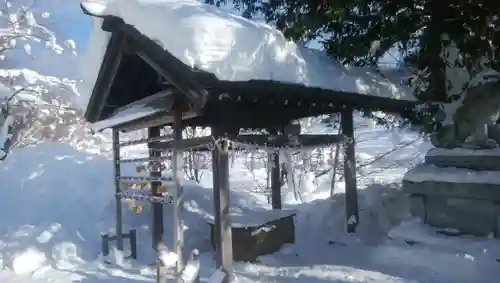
[425,147,500,170]
[403,164,500,200]
[403,164,500,237]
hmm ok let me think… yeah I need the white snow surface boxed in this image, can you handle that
[0,114,498,282]
[80,0,416,106]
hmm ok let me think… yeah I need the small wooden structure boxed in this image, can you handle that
[208,210,296,262]
[80,1,417,282]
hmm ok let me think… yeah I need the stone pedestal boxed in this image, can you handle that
[403,148,500,237]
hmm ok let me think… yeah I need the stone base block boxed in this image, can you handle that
[409,194,500,236]
[425,147,500,170]
[403,164,500,200]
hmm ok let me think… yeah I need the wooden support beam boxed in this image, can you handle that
[235,134,343,148]
[112,128,124,251]
[157,136,213,150]
[341,107,358,233]
[271,151,282,209]
[157,134,343,152]
[116,110,197,133]
[148,126,164,250]
[172,111,185,282]
[117,112,173,133]
[211,130,234,283]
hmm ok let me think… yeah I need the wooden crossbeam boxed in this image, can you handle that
[156,134,342,151]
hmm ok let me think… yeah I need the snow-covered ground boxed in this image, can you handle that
[0,1,498,282]
[0,117,498,283]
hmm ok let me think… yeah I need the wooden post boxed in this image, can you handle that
[112,128,124,251]
[211,139,222,267]
[341,107,358,233]
[172,111,185,282]
[266,153,271,204]
[148,126,164,250]
[212,128,234,282]
[129,229,137,259]
[101,233,110,256]
[271,151,282,209]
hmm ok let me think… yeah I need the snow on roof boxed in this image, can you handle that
[89,90,174,131]
[81,0,416,103]
[80,16,111,112]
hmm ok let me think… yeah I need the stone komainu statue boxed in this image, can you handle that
[431,75,500,149]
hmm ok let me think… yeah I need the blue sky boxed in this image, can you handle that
[7,0,92,78]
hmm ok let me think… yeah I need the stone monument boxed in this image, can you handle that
[403,71,500,237]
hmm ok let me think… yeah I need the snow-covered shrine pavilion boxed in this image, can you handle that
[80,0,418,282]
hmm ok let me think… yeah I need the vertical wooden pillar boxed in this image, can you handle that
[148,126,164,250]
[211,144,221,267]
[341,107,358,233]
[172,111,185,281]
[271,151,282,209]
[112,128,124,251]
[212,128,234,282]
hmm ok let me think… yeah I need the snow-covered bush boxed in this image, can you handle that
[0,1,99,159]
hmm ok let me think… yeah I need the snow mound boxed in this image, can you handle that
[293,183,410,249]
[10,248,47,275]
[0,142,112,274]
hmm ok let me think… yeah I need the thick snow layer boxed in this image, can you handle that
[427,147,500,156]
[89,90,174,131]
[90,107,158,132]
[404,164,500,184]
[81,0,415,103]
[204,207,295,227]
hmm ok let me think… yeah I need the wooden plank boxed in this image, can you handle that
[112,128,124,251]
[341,107,358,233]
[157,136,214,150]
[148,126,164,250]
[235,134,342,148]
[115,111,198,133]
[172,111,185,282]
[271,151,282,209]
[117,112,174,133]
